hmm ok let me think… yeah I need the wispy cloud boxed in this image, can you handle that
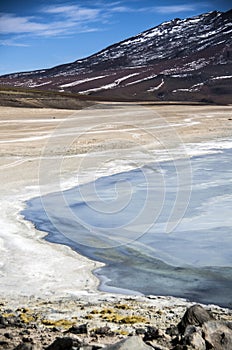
[0,13,49,35]
[43,5,100,21]
[155,5,197,14]
[0,38,29,47]
[0,13,76,37]
[109,6,133,13]
[0,1,207,46]
[109,3,201,14]
[0,5,102,38]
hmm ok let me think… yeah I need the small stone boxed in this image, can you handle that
[0,315,8,327]
[0,340,9,347]
[136,328,146,335]
[66,323,88,334]
[166,326,179,337]
[94,326,112,336]
[22,337,33,343]
[19,330,31,336]
[14,343,36,350]
[51,326,60,332]
[143,326,159,341]
[4,332,13,339]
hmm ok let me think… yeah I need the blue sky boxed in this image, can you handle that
[0,0,231,75]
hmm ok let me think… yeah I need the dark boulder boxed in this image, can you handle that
[45,337,81,350]
[178,305,213,334]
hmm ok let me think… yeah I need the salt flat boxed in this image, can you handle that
[0,103,232,302]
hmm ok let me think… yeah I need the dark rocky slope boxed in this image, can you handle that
[0,10,231,104]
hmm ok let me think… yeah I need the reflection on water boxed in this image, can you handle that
[23,148,232,307]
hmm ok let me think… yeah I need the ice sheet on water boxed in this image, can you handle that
[22,145,232,307]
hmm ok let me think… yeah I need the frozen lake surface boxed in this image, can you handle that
[23,147,232,307]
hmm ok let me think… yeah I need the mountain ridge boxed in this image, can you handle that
[0,9,232,104]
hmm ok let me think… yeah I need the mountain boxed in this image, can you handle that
[0,9,232,104]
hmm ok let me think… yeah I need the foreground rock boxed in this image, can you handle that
[178,304,214,334]
[46,337,81,350]
[0,296,231,349]
[105,336,153,349]
[203,320,232,350]
[173,305,232,350]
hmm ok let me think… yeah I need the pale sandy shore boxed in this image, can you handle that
[0,103,232,305]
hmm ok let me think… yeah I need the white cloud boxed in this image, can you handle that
[0,6,101,38]
[110,6,133,13]
[155,5,196,14]
[44,5,79,14]
[0,14,48,34]
[0,38,29,47]
[0,2,205,43]
[102,3,199,14]
[43,5,100,21]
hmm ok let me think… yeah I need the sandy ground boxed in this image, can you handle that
[0,102,232,303]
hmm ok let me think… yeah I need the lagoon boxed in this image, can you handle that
[23,147,232,307]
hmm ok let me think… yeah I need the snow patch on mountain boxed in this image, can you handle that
[211,75,232,80]
[126,74,158,86]
[60,75,109,88]
[78,83,116,94]
[115,73,140,84]
[28,81,52,88]
[147,79,164,92]
[78,73,141,94]
[173,88,193,93]
[173,82,205,93]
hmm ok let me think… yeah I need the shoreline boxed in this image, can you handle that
[23,138,232,308]
[0,190,102,301]
[0,104,232,308]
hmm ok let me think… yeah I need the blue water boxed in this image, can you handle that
[22,148,232,308]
